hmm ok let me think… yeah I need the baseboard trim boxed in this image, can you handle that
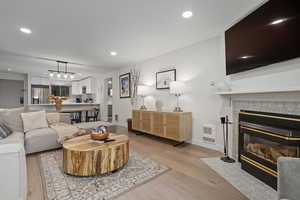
[190,138,222,152]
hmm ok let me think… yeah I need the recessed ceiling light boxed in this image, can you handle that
[20,27,32,34]
[182,11,193,19]
[57,73,61,78]
[110,51,117,56]
[270,18,287,25]
[7,68,12,71]
[64,74,68,79]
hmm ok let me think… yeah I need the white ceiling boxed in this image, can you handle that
[0,0,265,75]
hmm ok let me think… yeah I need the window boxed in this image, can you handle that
[51,85,70,97]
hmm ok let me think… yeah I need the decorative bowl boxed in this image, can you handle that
[90,133,109,141]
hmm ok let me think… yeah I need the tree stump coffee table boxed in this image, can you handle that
[63,134,129,176]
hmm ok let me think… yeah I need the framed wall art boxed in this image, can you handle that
[156,69,176,89]
[119,73,131,98]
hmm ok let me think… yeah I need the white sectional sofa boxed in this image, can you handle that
[0,107,114,200]
[0,108,68,200]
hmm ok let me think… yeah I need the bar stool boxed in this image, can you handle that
[71,111,82,124]
[86,108,99,122]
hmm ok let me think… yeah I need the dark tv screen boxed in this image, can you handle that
[225,0,300,75]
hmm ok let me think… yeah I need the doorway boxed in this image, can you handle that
[103,78,113,122]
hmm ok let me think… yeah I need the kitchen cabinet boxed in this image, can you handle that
[71,77,95,95]
[31,77,50,86]
[71,81,81,95]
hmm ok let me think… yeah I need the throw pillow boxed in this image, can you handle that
[21,111,49,133]
[0,107,25,132]
[46,112,60,125]
[0,123,12,139]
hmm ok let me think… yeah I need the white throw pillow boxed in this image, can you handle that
[46,113,60,125]
[21,111,49,133]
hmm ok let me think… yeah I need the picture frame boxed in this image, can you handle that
[156,69,176,89]
[119,73,131,98]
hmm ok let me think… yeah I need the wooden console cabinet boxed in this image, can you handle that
[132,110,192,142]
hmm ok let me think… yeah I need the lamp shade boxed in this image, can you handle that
[137,85,150,96]
[170,81,184,95]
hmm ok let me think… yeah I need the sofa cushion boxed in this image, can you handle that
[25,128,61,154]
[0,131,24,145]
[0,107,25,132]
[0,123,12,139]
[21,111,48,133]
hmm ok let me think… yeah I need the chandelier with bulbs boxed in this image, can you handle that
[48,61,76,80]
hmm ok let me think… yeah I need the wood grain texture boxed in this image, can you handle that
[27,126,248,200]
[63,134,129,176]
[132,110,192,142]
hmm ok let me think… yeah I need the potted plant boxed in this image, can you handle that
[48,96,68,112]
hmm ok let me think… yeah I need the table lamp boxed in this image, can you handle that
[137,85,150,110]
[170,81,184,112]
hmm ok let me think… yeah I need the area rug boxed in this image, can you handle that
[202,157,277,200]
[39,150,170,200]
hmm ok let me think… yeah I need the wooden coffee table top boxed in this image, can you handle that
[63,133,129,176]
[63,134,129,151]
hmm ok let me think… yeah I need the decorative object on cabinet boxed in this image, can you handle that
[132,110,192,146]
[170,81,184,112]
[155,100,164,111]
[156,69,176,89]
[119,73,131,98]
[130,68,140,106]
[137,85,151,110]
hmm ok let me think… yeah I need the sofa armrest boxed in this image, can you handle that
[0,143,27,200]
[278,157,300,200]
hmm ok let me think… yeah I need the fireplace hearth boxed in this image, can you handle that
[239,110,300,190]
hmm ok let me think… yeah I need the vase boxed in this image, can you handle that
[55,103,62,112]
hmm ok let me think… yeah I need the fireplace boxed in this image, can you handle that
[239,110,300,190]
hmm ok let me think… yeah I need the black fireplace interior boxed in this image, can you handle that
[239,110,300,190]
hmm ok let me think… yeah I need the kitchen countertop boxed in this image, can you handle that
[28,103,100,106]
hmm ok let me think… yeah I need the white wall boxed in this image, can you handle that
[102,33,300,152]
[104,36,227,150]
[0,79,25,108]
[229,56,300,92]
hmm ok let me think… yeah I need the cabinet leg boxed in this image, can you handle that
[132,130,144,135]
[135,131,144,136]
[173,141,185,147]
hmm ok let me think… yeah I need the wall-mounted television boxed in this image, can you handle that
[225,0,300,75]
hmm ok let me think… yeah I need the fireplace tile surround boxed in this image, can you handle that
[230,99,300,159]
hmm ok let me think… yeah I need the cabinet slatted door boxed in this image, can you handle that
[141,112,152,133]
[152,112,165,137]
[165,113,181,140]
[132,110,192,143]
[132,110,141,130]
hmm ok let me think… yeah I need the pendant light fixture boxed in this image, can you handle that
[48,61,76,80]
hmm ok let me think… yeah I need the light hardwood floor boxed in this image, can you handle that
[27,126,249,200]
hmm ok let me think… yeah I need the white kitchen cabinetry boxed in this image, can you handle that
[31,77,50,85]
[71,77,95,95]
[71,81,81,95]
